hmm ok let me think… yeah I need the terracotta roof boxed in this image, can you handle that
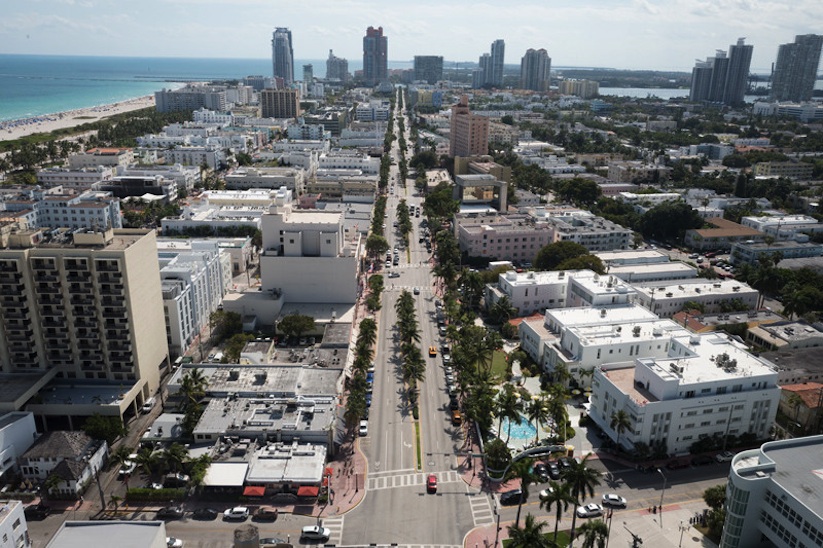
[781,382,823,409]
[691,218,762,238]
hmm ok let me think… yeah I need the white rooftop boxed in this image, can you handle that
[610,262,696,276]
[634,279,757,300]
[571,319,690,348]
[545,303,659,330]
[501,269,589,286]
[572,273,636,297]
[596,249,670,264]
[644,332,778,385]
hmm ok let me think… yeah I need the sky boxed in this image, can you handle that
[2,0,823,73]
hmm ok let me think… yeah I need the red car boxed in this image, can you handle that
[426,474,437,494]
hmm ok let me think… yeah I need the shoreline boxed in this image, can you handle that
[0,95,157,143]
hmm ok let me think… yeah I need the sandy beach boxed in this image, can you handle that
[0,95,156,142]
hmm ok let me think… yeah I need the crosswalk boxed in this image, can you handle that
[321,515,344,545]
[466,487,495,526]
[367,470,460,491]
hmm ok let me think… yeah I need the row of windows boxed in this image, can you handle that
[762,511,800,547]
[765,490,823,546]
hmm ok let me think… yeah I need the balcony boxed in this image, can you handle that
[101,307,127,318]
[3,310,30,320]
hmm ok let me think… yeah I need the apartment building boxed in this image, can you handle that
[544,212,633,252]
[684,217,764,251]
[260,89,300,119]
[485,269,579,316]
[589,332,779,455]
[449,95,489,157]
[318,150,379,174]
[0,500,30,548]
[633,279,759,318]
[0,229,168,420]
[454,213,553,262]
[157,240,229,359]
[740,214,823,241]
[597,250,698,283]
[68,148,134,170]
[720,435,823,548]
[37,167,114,191]
[753,161,814,180]
[164,146,226,170]
[355,100,391,121]
[225,167,306,194]
[730,240,823,266]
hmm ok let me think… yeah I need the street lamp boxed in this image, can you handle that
[657,468,667,528]
[679,520,690,547]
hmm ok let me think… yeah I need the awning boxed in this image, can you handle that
[296,485,319,497]
[243,486,266,497]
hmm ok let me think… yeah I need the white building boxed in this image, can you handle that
[589,332,779,455]
[720,435,823,548]
[486,269,580,316]
[540,211,634,252]
[633,279,759,318]
[0,189,123,231]
[36,167,114,191]
[741,214,823,241]
[193,108,235,125]
[355,100,391,121]
[0,412,37,478]
[317,150,379,175]
[597,250,699,283]
[730,240,823,266]
[567,273,637,308]
[164,146,226,169]
[160,203,264,236]
[68,148,134,170]
[116,164,200,192]
[519,303,658,368]
[225,167,306,194]
[259,187,361,306]
[157,240,229,359]
[0,500,30,548]
[19,431,109,497]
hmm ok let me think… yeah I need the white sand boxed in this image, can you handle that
[0,96,157,142]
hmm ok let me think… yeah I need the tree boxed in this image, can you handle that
[506,513,552,548]
[526,396,551,444]
[179,368,208,413]
[639,201,703,242]
[703,483,727,539]
[82,414,127,446]
[489,296,518,326]
[540,480,576,544]
[610,409,632,450]
[495,385,524,444]
[506,458,536,529]
[365,234,390,257]
[209,309,242,344]
[277,313,315,339]
[563,455,602,541]
[556,255,606,274]
[163,443,189,474]
[535,241,589,271]
[575,519,609,548]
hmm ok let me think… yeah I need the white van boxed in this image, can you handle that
[141,397,156,413]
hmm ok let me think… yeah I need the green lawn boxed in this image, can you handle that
[503,529,571,547]
[490,350,509,381]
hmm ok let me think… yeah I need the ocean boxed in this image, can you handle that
[0,54,412,122]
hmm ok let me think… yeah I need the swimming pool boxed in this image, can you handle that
[500,415,538,440]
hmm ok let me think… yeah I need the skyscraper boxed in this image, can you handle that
[271,28,294,85]
[413,56,444,84]
[363,26,388,86]
[489,39,505,87]
[326,49,349,82]
[724,38,754,105]
[260,88,300,119]
[771,34,823,102]
[303,64,313,83]
[520,48,551,92]
[689,38,753,105]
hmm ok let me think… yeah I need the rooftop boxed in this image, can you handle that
[759,436,823,521]
[634,279,757,300]
[545,304,659,331]
[780,382,823,409]
[46,521,165,548]
[570,319,689,348]
[596,249,671,264]
[601,365,659,404]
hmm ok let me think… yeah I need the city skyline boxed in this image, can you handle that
[3,0,823,73]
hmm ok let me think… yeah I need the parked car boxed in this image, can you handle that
[576,503,604,518]
[24,504,50,520]
[254,506,279,521]
[259,539,287,548]
[715,451,735,463]
[691,455,714,466]
[426,474,438,494]
[533,463,550,482]
[558,457,571,470]
[413,287,420,295]
[548,462,561,480]
[163,473,190,487]
[500,489,525,506]
[223,506,250,521]
[365,393,372,407]
[538,487,555,501]
[156,506,185,520]
[602,493,627,508]
[301,525,331,541]
[166,538,183,548]
[359,420,369,436]
[666,460,689,470]
[191,508,218,520]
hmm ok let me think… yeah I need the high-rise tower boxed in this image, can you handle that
[363,26,388,86]
[413,56,444,84]
[326,50,349,82]
[520,48,551,92]
[771,34,823,102]
[689,38,753,106]
[489,39,505,87]
[271,28,294,85]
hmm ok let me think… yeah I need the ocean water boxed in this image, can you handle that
[0,54,413,122]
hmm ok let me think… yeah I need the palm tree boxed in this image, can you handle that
[108,494,123,513]
[490,296,518,325]
[163,443,189,474]
[358,318,378,350]
[495,385,524,444]
[540,480,576,544]
[575,519,609,548]
[506,513,553,548]
[610,409,632,451]
[42,473,64,503]
[179,368,207,412]
[109,445,134,470]
[787,393,804,427]
[563,454,602,543]
[526,396,551,444]
[506,458,536,529]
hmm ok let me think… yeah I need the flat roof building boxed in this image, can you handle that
[633,279,759,318]
[720,435,823,548]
